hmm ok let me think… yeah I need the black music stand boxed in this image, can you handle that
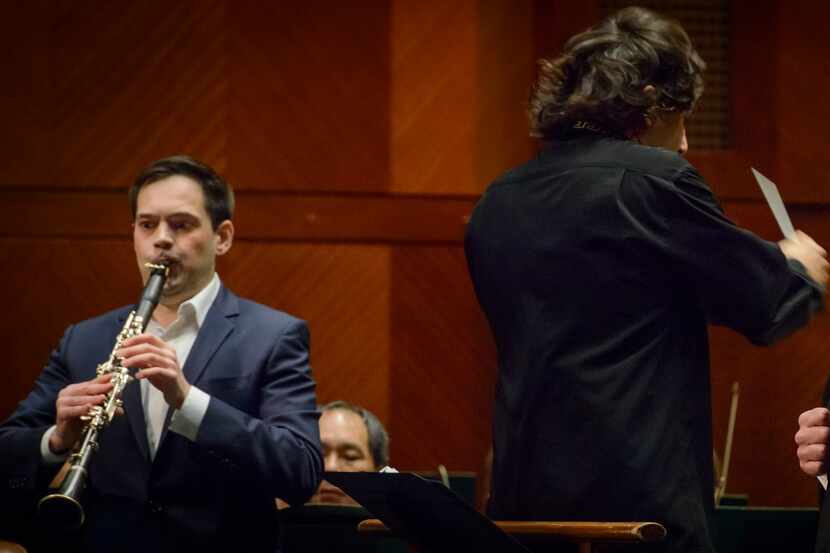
[324,471,530,553]
[277,503,406,553]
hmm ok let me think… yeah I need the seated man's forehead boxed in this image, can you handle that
[321,410,369,446]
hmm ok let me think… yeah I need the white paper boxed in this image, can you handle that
[752,167,796,240]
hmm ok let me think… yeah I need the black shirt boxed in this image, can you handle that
[465,135,823,553]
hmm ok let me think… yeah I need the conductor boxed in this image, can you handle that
[465,7,827,553]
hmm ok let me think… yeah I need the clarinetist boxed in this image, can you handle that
[0,156,323,553]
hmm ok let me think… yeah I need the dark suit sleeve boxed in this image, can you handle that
[617,165,823,345]
[0,326,75,540]
[0,326,76,488]
[194,319,323,506]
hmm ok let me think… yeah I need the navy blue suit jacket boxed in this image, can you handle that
[0,286,323,553]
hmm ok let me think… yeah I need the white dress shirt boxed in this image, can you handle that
[41,274,220,463]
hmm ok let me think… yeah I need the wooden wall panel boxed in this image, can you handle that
[728,0,777,192]
[475,0,538,189]
[389,246,496,470]
[0,2,53,186]
[775,2,830,203]
[235,193,473,243]
[389,1,477,194]
[17,0,230,188]
[50,0,229,188]
[535,1,600,57]
[685,151,759,201]
[390,0,536,195]
[229,1,390,192]
[0,190,131,239]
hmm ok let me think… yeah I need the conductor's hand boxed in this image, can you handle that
[795,407,830,477]
[779,230,829,287]
[50,373,114,454]
[118,334,191,409]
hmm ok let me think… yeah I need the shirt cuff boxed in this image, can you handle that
[819,474,828,490]
[41,426,70,464]
[168,385,210,442]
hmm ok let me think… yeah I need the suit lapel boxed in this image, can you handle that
[181,286,238,385]
[158,286,239,445]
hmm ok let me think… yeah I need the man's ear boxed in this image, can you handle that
[215,220,234,256]
[642,85,658,128]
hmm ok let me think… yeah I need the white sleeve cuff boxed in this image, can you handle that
[819,474,828,490]
[168,385,210,442]
[40,426,70,464]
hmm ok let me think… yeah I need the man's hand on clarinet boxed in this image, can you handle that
[51,374,114,454]
[118,334,191,409]
[795,407,830,477]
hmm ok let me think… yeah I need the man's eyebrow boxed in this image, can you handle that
[136,211,199,219]
[167,211,200,218]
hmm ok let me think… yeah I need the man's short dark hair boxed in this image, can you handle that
[129,155,234,230]
[530,6,705,140]
[321,400,390,468]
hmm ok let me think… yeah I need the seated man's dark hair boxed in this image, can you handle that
[529,6,705,140]
[129,155,234,230]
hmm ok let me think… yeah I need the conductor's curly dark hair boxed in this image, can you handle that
[529,6,705,140]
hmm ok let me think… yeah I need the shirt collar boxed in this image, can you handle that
[177,273,221,329]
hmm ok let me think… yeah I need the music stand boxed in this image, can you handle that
[324,471,530,553]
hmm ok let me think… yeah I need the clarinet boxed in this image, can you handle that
[38,263,169,529]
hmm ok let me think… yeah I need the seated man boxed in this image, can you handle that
[309,400,389,506]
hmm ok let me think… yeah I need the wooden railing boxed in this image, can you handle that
[358,518,666,553]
